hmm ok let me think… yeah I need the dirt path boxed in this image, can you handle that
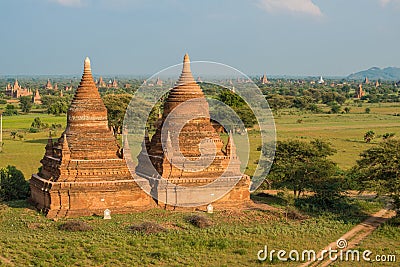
[299,203,396,267]
[0,253,14,266]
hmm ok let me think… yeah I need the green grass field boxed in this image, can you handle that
[274,102,400,169]
[2,103,398,178]
[0,114,66,177]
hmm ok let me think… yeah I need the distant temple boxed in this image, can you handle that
[155,77,163,86]
[355,84,365,99]
[44,79,53,90]
[30,57,153,218]
[364,77,369,84]
[64,85,73,91]
[5,79,32,98]
[107,78,118,88]
[260,74,269,84]
[96,76,106,88]
[33,89,42,104]
[318,76,325,84]
[135,54,250,208]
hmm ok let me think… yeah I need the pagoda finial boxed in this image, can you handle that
[183,53,191,73]
[84,57,91,72]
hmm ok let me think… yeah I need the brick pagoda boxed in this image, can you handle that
[135,54,250,208]
[30,57,153,218]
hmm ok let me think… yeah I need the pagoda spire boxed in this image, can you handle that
[62,133,70,152]
[163,53,205,115]
[176,53,196,86]
[77,57,97,89]
[61,133,71,162]
[226,130,237,158]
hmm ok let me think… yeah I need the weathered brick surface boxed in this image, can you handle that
[30,58,153,218]
[136,54,250,208]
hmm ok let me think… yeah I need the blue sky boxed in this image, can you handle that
[0,0,399,76]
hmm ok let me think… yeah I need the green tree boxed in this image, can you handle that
[31,117,44,129]
[365,107,371,114]
[102,93,133,135]
[0,166,30,201]
[19,96,33,113]
[266,94,292,110]
[267,139,339,198]
[383,132,395,140]
[48,100,68,115]
[41,95,70,115]
[10,131,17,139]
[217,90,257,128]
[353,140,400,211]
[344,107,351,114]
[364,130,375,143]
[3,104,18,116]
[329,102,341,114]
[217,90,246,108]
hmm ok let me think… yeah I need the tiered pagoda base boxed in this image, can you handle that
[30,176,154,218]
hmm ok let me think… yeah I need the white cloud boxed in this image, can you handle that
[50,0,87,8]
[257,0,323,17]
[380,0,400,6]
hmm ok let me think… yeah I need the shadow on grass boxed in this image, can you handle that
[24,139,49,144]
[3,199,36,211]
[251,192,288,207]
[294,196,370,224]
[252,192,371,224]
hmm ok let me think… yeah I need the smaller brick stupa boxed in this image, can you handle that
[30,57,153,218]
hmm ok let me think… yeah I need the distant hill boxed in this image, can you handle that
[347,67,400,81]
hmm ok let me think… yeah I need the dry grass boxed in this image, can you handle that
[129,221,166,234]
[58,220,93,232]
[186,214,212,228]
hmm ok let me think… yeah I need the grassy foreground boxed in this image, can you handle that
[0,196,395,267]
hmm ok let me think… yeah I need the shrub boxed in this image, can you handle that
[186,214,212,228]
[19,96,33,113]
[3,105,18,116]
[28,127,39,133]
[0,166,30,201]
[129,222,166,234]
[58,221,92,232]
